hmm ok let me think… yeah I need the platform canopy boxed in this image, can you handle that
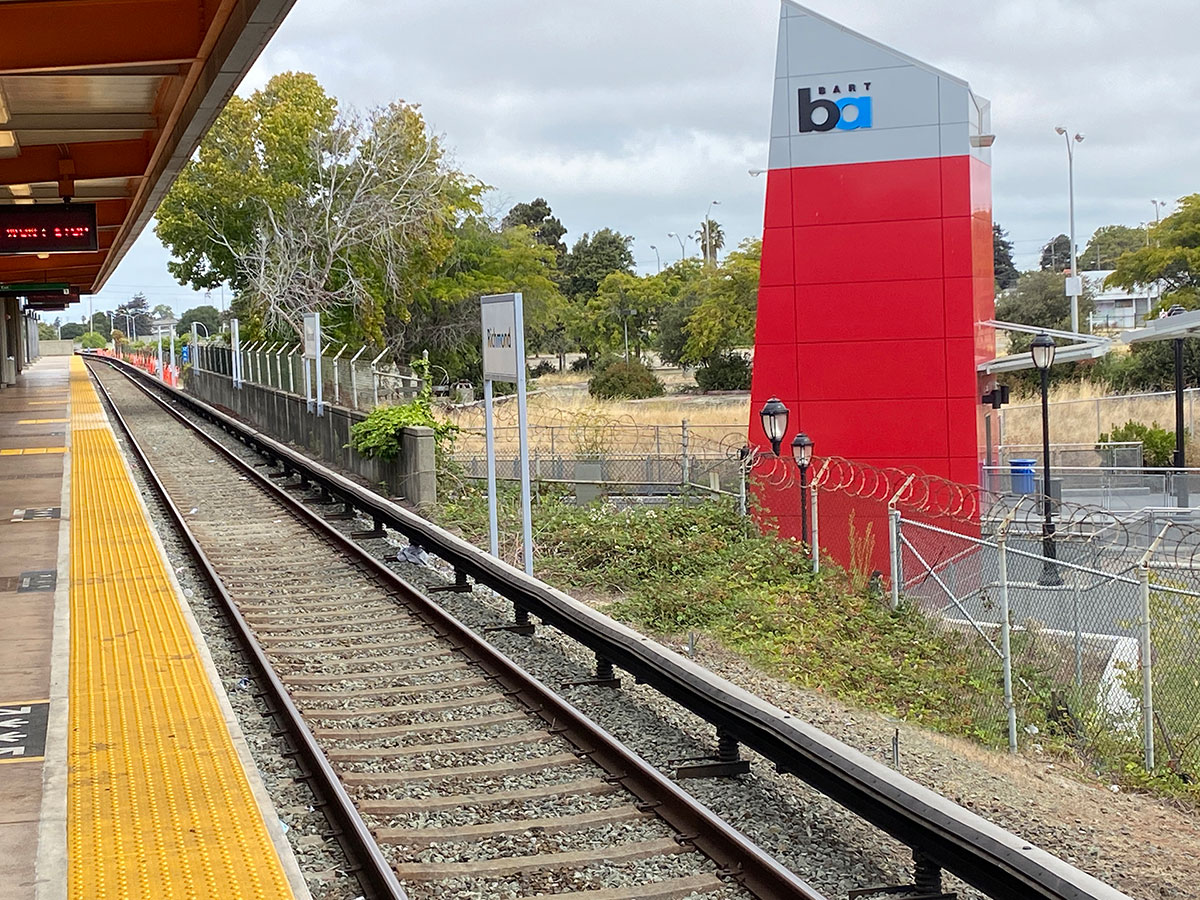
[0,0,297,308]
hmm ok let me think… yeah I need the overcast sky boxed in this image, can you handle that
[84,0,1200,318]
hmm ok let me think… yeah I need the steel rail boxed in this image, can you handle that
[87,363,411,900]
[92,354,1134,900]
[90,357,825,900]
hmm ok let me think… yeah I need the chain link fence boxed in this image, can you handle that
[894,512,1200,776]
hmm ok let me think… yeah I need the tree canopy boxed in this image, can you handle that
[993,223,1018,290]
[560,229,634,299]
[178,305,222,337]
[1080,224,1146,271]
[1040,233,1072,272]
[1107,194,1200,310]
[501,198,567,257]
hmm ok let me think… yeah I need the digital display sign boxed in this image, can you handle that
[0,204,98,254]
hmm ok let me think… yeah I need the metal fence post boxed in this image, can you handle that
[810,483,819,572]
[887,508,901,610]
[1073,568,1083,689]
[998,530,1018,754]
[681,419,690,494]
[739,456,748,517]
[1139,564,1155,770]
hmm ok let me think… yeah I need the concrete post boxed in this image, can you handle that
[400,425,437,508]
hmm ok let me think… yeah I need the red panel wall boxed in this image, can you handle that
[749,154,993,571]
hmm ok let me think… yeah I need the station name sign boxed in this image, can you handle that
[0,204,98,254]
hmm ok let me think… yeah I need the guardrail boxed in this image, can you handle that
[93,354,1131,900]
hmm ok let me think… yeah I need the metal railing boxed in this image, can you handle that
[995,441,1143,469]
[190,341,419,409]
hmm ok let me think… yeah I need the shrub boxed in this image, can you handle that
[588,360,665,400]
[569,356,592,373]
[528,360,555,378]
[1099,420,1175,468]
[79,331,107,349]
[571,354,617,373]
[348,358,457,462]
[695,353,752,391]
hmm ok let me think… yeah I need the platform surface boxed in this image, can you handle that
[0,356,299,898]
[0,356,69,897]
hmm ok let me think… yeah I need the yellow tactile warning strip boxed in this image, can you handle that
[67,357,295,899]
[0,447,67,456]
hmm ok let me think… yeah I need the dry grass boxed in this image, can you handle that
[1003,380,1190,446]
[439,386,750,455]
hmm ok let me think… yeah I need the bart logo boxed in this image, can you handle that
[797,86,873,133]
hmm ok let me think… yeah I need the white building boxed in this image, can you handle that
[1083,270,1157,333]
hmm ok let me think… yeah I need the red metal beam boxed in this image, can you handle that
[0,1,202,74]
[0,141,149,188]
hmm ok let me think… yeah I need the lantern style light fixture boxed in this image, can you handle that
[759,397,789,456]
[1030,331,1056,371]
[792,432,815,545]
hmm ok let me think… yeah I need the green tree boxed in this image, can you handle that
[1108,195,1200,308]
[155,71,338,293]
[115,292,153,339]
[400,216,565,382]
[60,322,86,340]
[561,229,634,298]
[88,312,112,340]
[1040,233,1072,272]
[993,223,1018,290]
[501,198,567,257]
[586,271,669,360]
[177,304,221,337]
[682,238,760,363]
[151,304,174,321]
[79,331,106,349]
[694,218,725,267]
[37,322,56,340]
[1080,224,1147,271]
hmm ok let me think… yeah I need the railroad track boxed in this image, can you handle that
[86,359,823,900]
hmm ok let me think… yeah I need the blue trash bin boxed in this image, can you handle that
[1009,458,1037,494]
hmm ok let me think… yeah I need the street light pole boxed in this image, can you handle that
[792,432,814,545]
[1031,333,1061,585]
[1055,126,1084,333]
[1166,305,1190,507]
[649,244,661,273]
[667,232,686,261]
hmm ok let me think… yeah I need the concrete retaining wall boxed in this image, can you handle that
[187,368,436,507]
[39,340,76,356]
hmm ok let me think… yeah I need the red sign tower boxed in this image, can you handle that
[749,2,995,556]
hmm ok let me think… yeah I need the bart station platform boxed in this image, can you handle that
[0,355,308,898]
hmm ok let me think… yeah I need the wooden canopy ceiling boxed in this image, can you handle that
[0,0,296,307]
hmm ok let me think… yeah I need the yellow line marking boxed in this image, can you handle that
[28,400,65,406]
[17,418,68,424]
[67,356,294,899]
[0,447,67,456]
[0,698,50,705]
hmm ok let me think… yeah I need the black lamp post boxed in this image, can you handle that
[1031,332,1062,586]
[1166,305,1189,508]
[792,432,814,544]
[759,397,789,456]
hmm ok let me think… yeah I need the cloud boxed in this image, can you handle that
[111,0,1200,296]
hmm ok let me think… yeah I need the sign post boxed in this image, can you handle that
[230,317,242,388]
[303,312,323,415]
[480,293,532,574]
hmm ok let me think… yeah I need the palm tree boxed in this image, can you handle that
[694,218,725,267]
